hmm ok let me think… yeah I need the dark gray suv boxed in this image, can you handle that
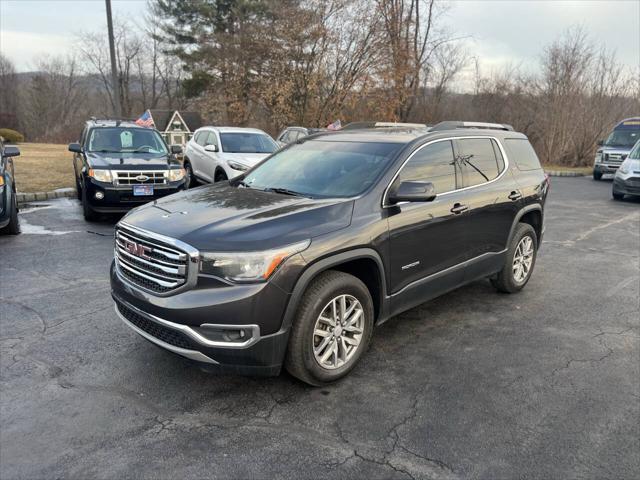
[111,121,549,385]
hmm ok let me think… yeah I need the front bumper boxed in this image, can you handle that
[110,262,292,375]
[85,178,186,212]
[613,176,640,196]
[594,163,621,174]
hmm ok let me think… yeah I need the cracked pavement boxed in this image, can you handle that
[1,178,639,479]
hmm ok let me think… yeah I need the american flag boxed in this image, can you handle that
[135,110,154,128]
[327,119,342,130]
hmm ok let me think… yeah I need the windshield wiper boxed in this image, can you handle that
[264,187,308,197]
[93,149,120,153]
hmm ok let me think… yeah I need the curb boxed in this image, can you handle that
[544,170,588,177]
[16,188,76,206]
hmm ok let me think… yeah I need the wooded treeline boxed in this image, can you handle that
[1,0,638,166]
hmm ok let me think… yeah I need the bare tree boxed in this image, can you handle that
[0,54,20,130]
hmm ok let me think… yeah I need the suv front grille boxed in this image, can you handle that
[115,226,189,294]
[116,300,192,349]
[114,171,167,185]
[604,153,625,165]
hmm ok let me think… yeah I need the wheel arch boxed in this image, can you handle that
[281,248,388,331]
[508,204,543,246]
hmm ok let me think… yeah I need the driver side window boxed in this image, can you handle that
[398,140,460,194]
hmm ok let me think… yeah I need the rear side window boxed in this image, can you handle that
[457,138,504,187]
[504,138,542,171]
[398,140,459,194]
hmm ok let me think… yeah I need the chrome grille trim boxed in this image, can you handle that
[114,223,200,296]
[113,170,168,185]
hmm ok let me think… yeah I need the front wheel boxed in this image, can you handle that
[0,194,20,235]
[612,190,624,201]
[285,271,374,386]
[491,223,538,293]
[593,170,603,181]
[214,169,228,183]
[81,185,98,222]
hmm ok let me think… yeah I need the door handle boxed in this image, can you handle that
[508,191,522,201]
[450,203,468,214]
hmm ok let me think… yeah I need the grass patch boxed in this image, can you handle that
[13,143,75,193]
[542,164,593,175]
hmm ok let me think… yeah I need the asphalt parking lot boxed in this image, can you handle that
[1,176,638,479]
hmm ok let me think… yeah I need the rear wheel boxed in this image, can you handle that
[214,169,228,183]
[593,170,603,181]
[75,175,82,200]
[81,184,98,222]
[285,271,374,386]
[491,223,537,293]
[0,194,20,235]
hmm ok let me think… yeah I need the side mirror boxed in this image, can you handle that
[389,181,436,204]
[68,143,82,153]
[3,146,20,157]
[597,140,604,146]
[171,144,183,154]
[204,144,218,153]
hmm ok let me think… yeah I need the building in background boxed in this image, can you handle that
[136,110,203,147]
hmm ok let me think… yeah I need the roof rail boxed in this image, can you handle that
[89,117,137,123]
[430,121,514,132]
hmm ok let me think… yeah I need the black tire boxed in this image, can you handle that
[491,223,538,293]
[214,169,228,183]
[285,270,374,386]
[1,194,20,235]
[184,161,196,189]
[81,185,98,222]
[612,190,624,201]
[75,175,82,200]
[593,170,603,181]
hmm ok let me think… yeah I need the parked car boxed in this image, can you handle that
[593,117,640,180]
[69,119,186,221]
[276,126,328,146]
[612,139,640,200]
[111,121,549,385]
[0,138,20,235]
[183,127,278,185]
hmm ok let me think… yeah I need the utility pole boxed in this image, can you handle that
[105,0,121,117]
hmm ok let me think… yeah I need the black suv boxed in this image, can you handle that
[69,119,186,221]
[111,121,549,385]
[0,138,21,235]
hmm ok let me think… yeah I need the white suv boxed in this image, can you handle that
[183,127,278,186]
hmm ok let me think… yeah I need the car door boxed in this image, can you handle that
[386,139,470,311]
[190,131,210,181]
[454,137,522,281]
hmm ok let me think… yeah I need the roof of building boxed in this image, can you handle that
[149,110,203,132]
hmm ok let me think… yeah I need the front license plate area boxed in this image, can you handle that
[133,185,154,196]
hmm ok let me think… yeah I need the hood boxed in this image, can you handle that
[219,152,270,167]
[87,152,179,169]
[600,146,634,155]
[121,183,354,251]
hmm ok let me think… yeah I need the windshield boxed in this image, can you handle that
[88,127,168,154]
[242,140,402,198]
[629,141,640,160]
[220,133,277,154]
[604,128,640,148]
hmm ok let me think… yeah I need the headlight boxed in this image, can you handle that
[88,169,113,183]
[227,160,249,172]
[200,240,310,283]
[594,151,602,163]
[168,168,186,182]
[618,160,630,174]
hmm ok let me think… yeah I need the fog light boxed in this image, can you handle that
[195,325,252,344]
[95,191,104,200]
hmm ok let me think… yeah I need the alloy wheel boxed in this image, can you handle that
[513,235,534,283]
[312,294,364,370]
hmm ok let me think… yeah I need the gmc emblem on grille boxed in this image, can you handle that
[135,174,150,182]
[123,239,152,260]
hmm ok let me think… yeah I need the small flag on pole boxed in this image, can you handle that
[135,110,154,128]
[327,119,342,130]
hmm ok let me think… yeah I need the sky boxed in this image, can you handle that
[1,0,639,85]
